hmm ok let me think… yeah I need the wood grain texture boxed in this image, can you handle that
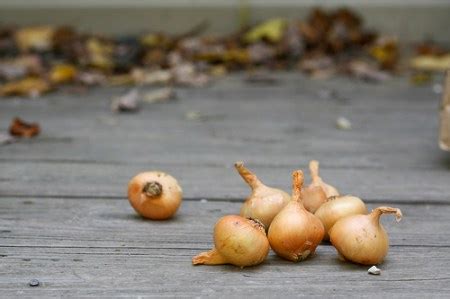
[1,74,449,201]
[0,198,449,297]
[1,74,449,296]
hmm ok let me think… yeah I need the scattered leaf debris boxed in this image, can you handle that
[9,117,40,137]
[0,7,449,98]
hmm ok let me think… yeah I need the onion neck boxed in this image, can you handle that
[370,206,403,224]
[309,160,321,183]
[291,170,305,205]
[235,161,264,190]
[142,181,163,198]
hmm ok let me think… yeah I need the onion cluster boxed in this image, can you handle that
[123,160,403,268]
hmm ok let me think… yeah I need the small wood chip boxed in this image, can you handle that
[368,265,381,275]
[336,117,352,130]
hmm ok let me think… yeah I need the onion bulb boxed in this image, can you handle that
[192,215,270,268]
[301,185,327,213]
[330,206,402,265]
[127,171,182,220]
[315,195,368,240]
[235,162,291,229]
[268,170,325,262]
[308,160,339,198]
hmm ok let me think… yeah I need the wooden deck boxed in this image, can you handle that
[1,73,449,297]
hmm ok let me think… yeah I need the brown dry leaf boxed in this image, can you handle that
[14,26,55,52]
[410,54,450,72]
[347,60,390,82]
[369,36,399,70]
[86,38,114,70]
[9,117,40,137]
[0,77,51,97]
[111,89,140,112]
[49,64,78,84]
[132,68,172,85]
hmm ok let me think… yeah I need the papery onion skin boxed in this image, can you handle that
[315,195,368,240]
[236,162,291,229]
[309,160,339,198]
[127,171,182,220]
[330,206,402,265]
[192,215,270,268]
[302,185,328,213]
[268,170,325,262]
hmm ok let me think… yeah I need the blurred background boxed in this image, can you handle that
[1,0,449,43]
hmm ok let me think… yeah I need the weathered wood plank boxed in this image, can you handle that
[0,198,447,248]
[1,246,449,297]
[1,161,449,202]
[0,75,445,175]
[0,198,449,297]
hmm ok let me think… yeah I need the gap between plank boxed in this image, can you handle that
[0,194,449,205]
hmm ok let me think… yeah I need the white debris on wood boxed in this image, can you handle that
[336,116,352,130]
[368,265,381,275]
[111,89,140,112]
[200,199,208,203]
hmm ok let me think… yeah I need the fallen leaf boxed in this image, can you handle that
[0,77,51,97]
[244,18,287,44]
[49,64,77,84]
[14,26,55,52]
[9,117,40,137]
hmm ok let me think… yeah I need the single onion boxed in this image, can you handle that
[308,160,339,198]
[127,171,182,220]
[315,195,368,240]
[268,170,325,262]
[235,162,291,229]
[330,206,402,265]
[192,215,270,268]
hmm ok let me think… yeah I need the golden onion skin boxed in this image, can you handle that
[268,170,325,262]
[127,171,182,220]
[315,195,367,240]
[192,215,270,268]
[236,162,290,229]
[330,207,402,265]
